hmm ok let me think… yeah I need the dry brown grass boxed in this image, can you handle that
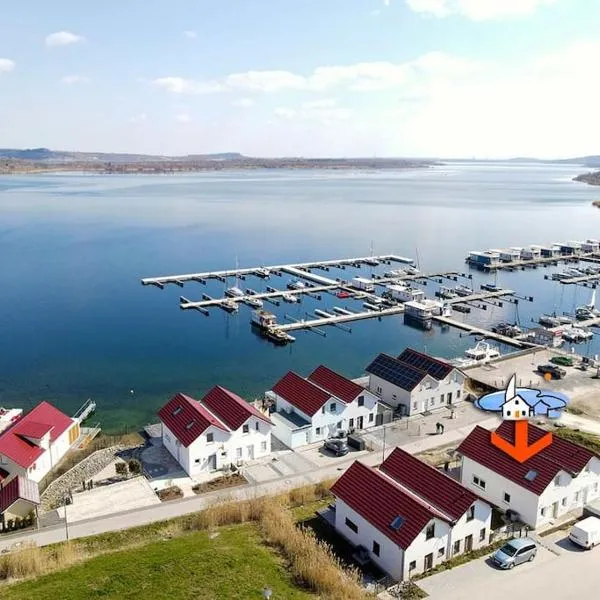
[0,542,82,582]
[259,499,368,600]
[287,479,334,507]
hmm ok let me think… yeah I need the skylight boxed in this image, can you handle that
[185,420,196,430]
[524,470,538,481]
[172,406,182,416]
[390,516,405,531]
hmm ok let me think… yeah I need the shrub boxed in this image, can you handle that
[115,462,128,476]
[127,459,142,475]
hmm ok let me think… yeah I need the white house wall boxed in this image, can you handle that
[369,370,465,416]
[334,498,405,580]
[403,518,451,580]
[446,499,492,558]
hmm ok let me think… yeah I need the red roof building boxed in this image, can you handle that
[0,476,40,522]
[456,421,600,528]
[271,371,333,417]
[0,401,77,483]
[201,386,272,432]
[307,366,365,404]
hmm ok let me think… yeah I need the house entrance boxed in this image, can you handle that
[357,416,364,429]
[208,454,217,471]
[465,534,473,552]
[424,553,433,570]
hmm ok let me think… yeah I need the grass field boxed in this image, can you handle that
[2,524,316,600]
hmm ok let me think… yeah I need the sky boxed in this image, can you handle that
[1,0,600,158]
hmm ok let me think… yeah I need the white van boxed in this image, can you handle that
[569,516,600,550]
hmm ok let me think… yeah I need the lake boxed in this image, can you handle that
[1,162,599,430]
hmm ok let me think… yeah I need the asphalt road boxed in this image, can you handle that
[420,535,600,600]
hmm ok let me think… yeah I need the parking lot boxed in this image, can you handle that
[419,531,600,600]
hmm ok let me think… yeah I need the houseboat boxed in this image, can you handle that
[539,246,561,258]
[557,242,582,255]
[499,248,521,262]
[251,310,277,330]
[521,246,542,260]
[386,286,425,303]
[582,239,600,253]
[467,251,501,269]
[529,327,564,348]
[351,277,376,292]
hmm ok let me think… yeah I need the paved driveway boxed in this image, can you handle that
[419,536,600,600]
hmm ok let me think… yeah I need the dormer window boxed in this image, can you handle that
[185,420,195,430]
[330,403,336,413]
[206,432,214,443]
[172,406,183,416]
[243,424,249,434]
[358,396,364,407]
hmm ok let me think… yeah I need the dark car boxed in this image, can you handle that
[550,355,574,367]
[537,364,566,379]
[323,438,349,456]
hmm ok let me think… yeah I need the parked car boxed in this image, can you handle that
[323,438,349,456]
[537,364,567,379]
[569,516,600,549]
[550,356,574,367]
[492,538,537,569]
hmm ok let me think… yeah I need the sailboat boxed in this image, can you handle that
[576,289,600,320]
[363,241,379,266]
[225,256,245,298]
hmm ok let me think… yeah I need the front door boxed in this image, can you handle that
[424,553,433,570]
[357,416,364,429]
[465,535,473,552]
[247,445,254,460]
[208,453,217,471]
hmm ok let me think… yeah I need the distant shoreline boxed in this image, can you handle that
[0,158,438,176]
[573,171,600,186]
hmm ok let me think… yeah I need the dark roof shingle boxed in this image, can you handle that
[331,461,442,550]
[457,421,597,496]
[396,348,454,380]
[307,365,363,403]
[272,371,332,416]
[380,447,477,521]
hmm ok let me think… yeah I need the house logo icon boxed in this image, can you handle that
[475,375,568,463]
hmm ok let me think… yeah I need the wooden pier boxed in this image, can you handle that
[432,316,535,348]
[557,273,600,285]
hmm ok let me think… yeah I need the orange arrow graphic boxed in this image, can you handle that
[491,420,553,463]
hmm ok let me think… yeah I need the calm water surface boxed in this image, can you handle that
[1,163,599,430]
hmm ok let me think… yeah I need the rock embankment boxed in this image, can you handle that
[41,446,128,511]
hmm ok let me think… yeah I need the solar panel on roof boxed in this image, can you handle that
[367,354,426,391]
[524,470,538,481]
[397,349,452,380]
[390,515,405,531]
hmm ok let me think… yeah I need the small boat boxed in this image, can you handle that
[455,284,473,297]
[336,291,351,299]
[265,328,295,345]
[539,314,561,327]
[491,322,522,337]
[481,283,500,292]
[245,296,263,308]
[436,286,458,299]
[552,272,571,281]
[225,286,245,298]
[453,304,471,314]
[576,290,600,320]
[562,326,592,343]
[385,269,405,278]
[287,279,306,290]
[369,296,385,305]
[282,292,299,303]
[254,267,271,279]
[220,299,239,313]
[405,267,420,276]
[564,267,585,277]
[463,341,500,363]
[251,309,277,329]
[314,309,333,318]
[363,257,380,266]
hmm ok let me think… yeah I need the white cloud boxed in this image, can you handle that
[275,104,352,123]
[0,58,15,73]
[152,77,225,94]
[274,107,297,119]
[130,113,147,123]
[183,30,197,39]
[232,97,255,107]
[175,113,191,123]
[61,74,90,84]
[301,98,337,109]
[405,0,558,20]
[45,31,86,47]
[226,70,306,92]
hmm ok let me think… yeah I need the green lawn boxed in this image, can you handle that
[2,524,316,600]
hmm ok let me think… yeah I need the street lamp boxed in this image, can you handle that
[262,587,273,599]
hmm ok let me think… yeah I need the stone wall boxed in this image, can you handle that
[40,446,128,511]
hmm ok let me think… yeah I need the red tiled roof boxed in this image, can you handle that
[380,447,478,521]
[331,461,443,550]
[200,386,272,431]
[457,422,598,496]
[16,421,54,440]
[272,371,332,417]
[158,393,229,447]
[0,476,40,513]
[308,365,363,404]
[0,402,74,469]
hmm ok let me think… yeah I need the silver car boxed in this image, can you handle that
[492,538,537,569]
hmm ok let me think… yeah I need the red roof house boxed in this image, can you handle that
[307,366,365,404]
[271,371,334,417]
[0,476,40,521]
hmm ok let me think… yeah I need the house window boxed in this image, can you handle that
[376,386,382,395]
[243,424,249,434]
[322,406,326,414]
[316,427,321,436]
[255,422,260,431]
[372,541,380,556]
[479,528,486,542]
[453,540,461,555]
[236,448,242,459]
[540,507,547,516]
[345,518,358,533]
[575,491,581,502]
[337,421,343,429]
[466,505,475,521]
[409,560,416,571]
[594,483,599,493]
[440,395,444,404]
[456,390,461,398]
[206,433,214,443]
[554,475,561,485]
[260,441,267,452]
[412,402,417,411]
[172,406,182,416]
[330,403,336,413]
[195,458,200,463]
[447,392,453,402]
[472,476,486,490]
[358,396,365,407]
[368,413,374,422]
[437,548,444,557]
[425,522,435,540]
[503,492,511,503]
[349,418,354,428]
[506,411,511,416]
[561,497,567,507]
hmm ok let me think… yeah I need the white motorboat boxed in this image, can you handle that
[282,292,299,303]
[225,286,245,298]
[245,296,263,308]
[576,290,600,320]
[287,279,306,290]
[455,284,473,296]
[254,267,271,279]
[220,299,239,313]
[452,341,501,367]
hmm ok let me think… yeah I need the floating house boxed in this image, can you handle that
[351,277,375,292]
[582,240,600,253]
[467,251,500,269]
[499,249,521,262]
[521,246,542,260]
